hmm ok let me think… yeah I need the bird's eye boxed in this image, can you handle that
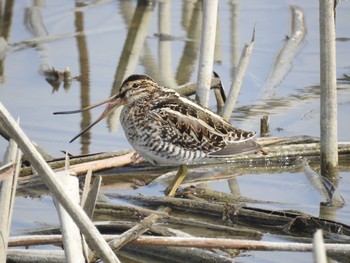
[132,83,140,88]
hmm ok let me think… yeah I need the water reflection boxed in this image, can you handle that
[157,0,177,88]
[0,0,14,83]
[112,0,154,93]
[234,84,350,123]
[24,0,50,77]
[70,0,206,147]
[75,5,91,154]
[229,0,240,76]
[261,5,307,99]
[176,0,202,85]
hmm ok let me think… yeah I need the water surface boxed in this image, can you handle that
[1,1,350,262]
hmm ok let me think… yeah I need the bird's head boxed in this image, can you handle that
[54,74,158,142]
[118,74,159,104]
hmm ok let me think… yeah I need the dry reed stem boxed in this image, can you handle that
[313,230,327,263]
[319,0,338,178]
[0,102,120,263]
[221,27,255,121]
[0,139,21,262]
[195,0,219,106]
[8,235,350,253]
[53,170,85,263]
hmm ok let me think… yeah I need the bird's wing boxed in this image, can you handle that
[149,95,259,155]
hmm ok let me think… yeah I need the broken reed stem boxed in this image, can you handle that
[8,235,350,253]
[53,170,85,263]
[0,102,120,263]
[108,213,159,251]
[195,0,218,107]
[131,236,350,252]
[19,150,134,177]
[59,151,135,176]
[319,0,338,178]
[17,139,350,188]
[313,230,327,263]
[82,175,102,219]
[221,27,255,121]
[7,249,65,262]
[80,166,93,208]
[302,159,344,206]
[260,115,270,137]
[0,139,21,262]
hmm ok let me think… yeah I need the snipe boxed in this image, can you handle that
[54,74,261,196]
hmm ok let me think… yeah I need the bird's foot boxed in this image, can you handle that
[131,152,145,165]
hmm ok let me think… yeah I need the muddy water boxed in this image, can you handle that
[1,1,350,262]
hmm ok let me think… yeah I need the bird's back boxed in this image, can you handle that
[120,87,260,165]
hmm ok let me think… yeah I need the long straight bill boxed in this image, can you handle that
[69,106,110,143]
[53,96,116,115]
[53,95,121,143]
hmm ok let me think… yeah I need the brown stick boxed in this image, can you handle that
[108,213,159,251]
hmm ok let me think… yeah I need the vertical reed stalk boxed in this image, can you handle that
[312,230,327,263]
[319,0,338,178]
[221,29,255,121]
[0,140,21,262]
[195,0,218,107]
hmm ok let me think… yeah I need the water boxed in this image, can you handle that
[1,1,350,262]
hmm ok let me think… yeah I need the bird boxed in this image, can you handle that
[54,74,261,196]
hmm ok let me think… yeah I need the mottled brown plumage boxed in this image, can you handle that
[55,74,260,166]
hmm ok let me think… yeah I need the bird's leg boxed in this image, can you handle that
[165,165,188,197]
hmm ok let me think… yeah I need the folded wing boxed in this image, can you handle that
[150,94,260,157]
